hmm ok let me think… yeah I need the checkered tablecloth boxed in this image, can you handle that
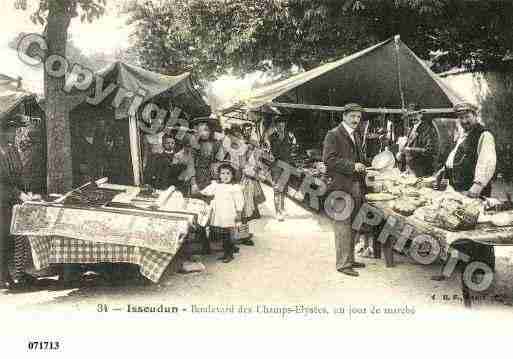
[11,194,207,282]
[28,236,178,283]
[11,202,191,255]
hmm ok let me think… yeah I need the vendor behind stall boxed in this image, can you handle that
[432,101,497,281]
[105,126,132,185]
[72,119,107,186]
[396,104,436,177]
[435,102,497,198]
[144,127,195,193]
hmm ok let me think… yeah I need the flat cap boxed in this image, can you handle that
[453,102,478,114]
[342,103,364,114]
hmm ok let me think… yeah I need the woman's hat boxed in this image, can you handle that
[216,160,237,176]
[224,124,244,138]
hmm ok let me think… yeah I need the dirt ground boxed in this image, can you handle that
[1,185,513,314]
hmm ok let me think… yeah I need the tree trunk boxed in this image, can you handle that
[45,7,73,193]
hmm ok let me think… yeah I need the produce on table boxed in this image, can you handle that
[422,197,481,231]
[365,193,397,202]
[413,206,439,222]
[490,212,513,227]
[366,169,513,230]
[392,199,418,216]
[402,188,421,197]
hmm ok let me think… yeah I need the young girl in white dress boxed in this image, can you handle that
[200,162,244,263]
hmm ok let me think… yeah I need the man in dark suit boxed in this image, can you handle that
[322,103,368,277]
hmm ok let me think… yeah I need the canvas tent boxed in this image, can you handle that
[93,61,210,120]
[224,36,462,114]
[70,61,210,186]
[0,90,36,121]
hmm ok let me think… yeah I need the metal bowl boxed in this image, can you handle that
[371,149,396,171]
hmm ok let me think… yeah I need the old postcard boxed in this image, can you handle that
[1,0,513,356]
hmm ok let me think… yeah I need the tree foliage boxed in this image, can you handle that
[127,0,513,83]
[14,0,106,26]
[126,0,199,76]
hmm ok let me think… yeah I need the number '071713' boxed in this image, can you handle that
[27,341,60,350]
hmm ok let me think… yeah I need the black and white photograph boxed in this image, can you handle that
[1,0,513,356]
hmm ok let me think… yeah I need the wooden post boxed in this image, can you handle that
[267,102,454,114]
[128,115,142,186]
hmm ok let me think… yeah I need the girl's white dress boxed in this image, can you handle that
[200,181,244,227]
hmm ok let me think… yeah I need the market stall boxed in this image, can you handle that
[69,61,211,187]
[221,35,464,194]
[10,180,211,283]
[217,36,513,306]
[5,62,214,284]
[363,172,513,307]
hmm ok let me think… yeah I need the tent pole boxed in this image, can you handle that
[128,115,142,186]
[394,35,406,110]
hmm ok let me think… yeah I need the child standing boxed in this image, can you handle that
[200,162,244,263]
[222,125,261,245]
[239,138,266,245]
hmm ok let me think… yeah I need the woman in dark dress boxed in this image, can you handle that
[188,117,225,253]
[189,117,225,193]
[268,116,292,221]
[144,132,187,191]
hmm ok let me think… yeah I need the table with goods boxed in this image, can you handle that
[364,168,513,307]
[10,179,211,283]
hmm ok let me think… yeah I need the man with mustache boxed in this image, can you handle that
[432,102,497,282]
[436,102,496,198]
[396,103,437,177]
[322,103,368,277]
